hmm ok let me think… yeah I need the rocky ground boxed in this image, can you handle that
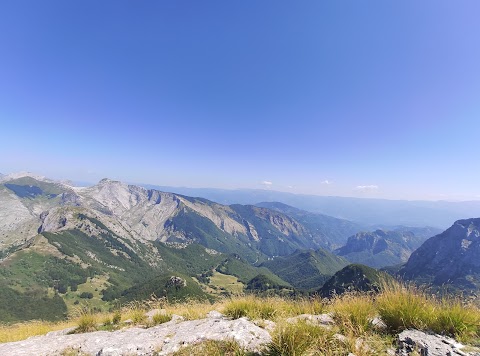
[1,310,478,356]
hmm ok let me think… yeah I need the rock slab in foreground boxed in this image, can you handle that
[0,313,271,356]
[396,329,480,356]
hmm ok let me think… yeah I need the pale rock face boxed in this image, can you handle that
[76,180,180,241]
[76,179,251,243]
[80,179,139,214]
[0,174,81,249]
[0,187,35,232]
[39,207,72,232]
[396,329,479,356]
[0,187,39,250]
[0,313,272,355]
[179,198,247,236]
[245,221,260,241]
[253,207,307,236]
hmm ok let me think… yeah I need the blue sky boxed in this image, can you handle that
[1,1,479,200]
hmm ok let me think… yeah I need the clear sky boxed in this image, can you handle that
[1,1,479,200]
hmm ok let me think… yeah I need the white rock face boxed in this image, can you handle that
[253,206,307,237]
[0,313,272,355]
[0,187,35,232]
[179,198,247,236]
[396,329,480,356]
[0,187,39,250]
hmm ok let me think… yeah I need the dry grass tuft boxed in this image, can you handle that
[0,320,76,343]
[171,339,248,356]
[328,293,377,335]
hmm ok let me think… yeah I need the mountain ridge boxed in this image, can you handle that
[401,217,480,291]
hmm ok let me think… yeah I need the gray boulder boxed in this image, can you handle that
[396,329,480,356]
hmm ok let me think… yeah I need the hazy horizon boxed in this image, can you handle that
[1,1,479,201]
[2,170,480,204]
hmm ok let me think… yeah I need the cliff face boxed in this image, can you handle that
[334,229,428,268]
[401,218,480,290]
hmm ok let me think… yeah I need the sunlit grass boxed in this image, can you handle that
[1,281,479,350]
[434,299,480,343]
[0,320,76,343]
[376,279,480,344]
[328,293,377,335]
[172,339,248,356]
[266,320,388,356]
[221,295,326,321]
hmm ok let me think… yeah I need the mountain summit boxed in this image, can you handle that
[401,218,480,290]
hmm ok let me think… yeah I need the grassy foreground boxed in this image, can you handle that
[1,280,479,354]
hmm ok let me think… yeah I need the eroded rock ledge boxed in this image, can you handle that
[0,312,270,356]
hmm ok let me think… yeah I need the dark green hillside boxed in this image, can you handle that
[261,249,349,290]
[155,243,225,276]
[42,227,156,302]
[319,264,391,297]
[120,273,210,303]
[0,286,67,323]
[0,250,74,322]
[0,249,93,295]
[246,274,282,292]
[215,254,290,287]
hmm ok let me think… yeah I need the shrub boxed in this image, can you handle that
[152,312,172,325]
[75,312,97,333]
[112,311,122,325]
[124,302,147,325]
[79,292,93,299]
[102,316,112,326]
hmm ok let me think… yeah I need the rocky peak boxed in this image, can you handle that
[339,231,388,253]
[334,229,428,269]
[401,218,480,290]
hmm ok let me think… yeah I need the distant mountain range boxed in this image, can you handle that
[1,172,479,322]
[0,175,353,262]
[144,184,480,228]
[0,173,362,321]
